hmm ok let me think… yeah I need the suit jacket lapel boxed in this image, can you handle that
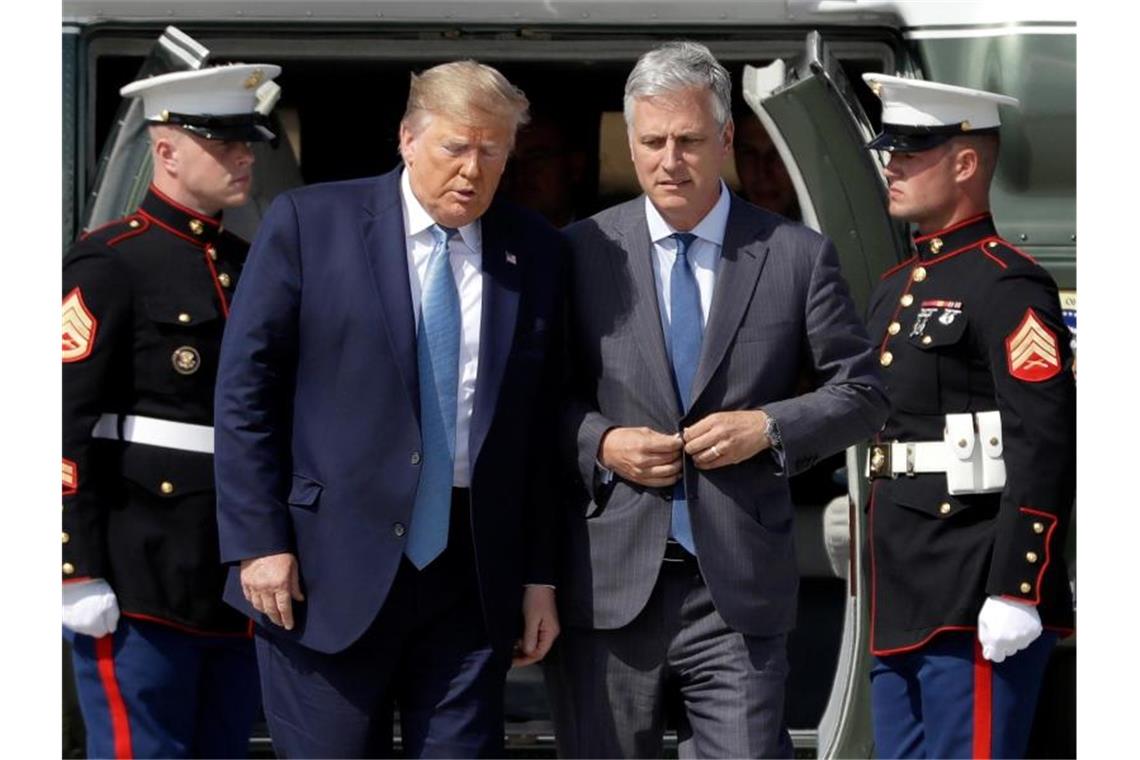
[619,201,683,420]
[360,168,420,415]
[691,195,771,404]
[468,201,521,469]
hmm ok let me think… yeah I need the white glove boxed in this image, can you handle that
[822,495,851,579]
[977,595,1041,663]
[62,579,120,638]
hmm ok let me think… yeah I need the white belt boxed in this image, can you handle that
[91,414,214,454]
[867,412,1005,495]
[866,441,949,478]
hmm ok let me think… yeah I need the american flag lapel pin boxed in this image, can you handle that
[505,251,517,265]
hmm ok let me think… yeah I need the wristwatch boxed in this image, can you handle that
[764,413,782,450]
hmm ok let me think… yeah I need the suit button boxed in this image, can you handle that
[887,321,901,335]
[939,502,951,515]
[880,351,893,367]
[218,273,232,288]
[921,335,933,345]
[1032,521,1044,534]
[900,293,914,307]
[912,267,927,282]
[178,312,192,324]
[394,523,406,537]
[1020,582,1032,594]
[62,532,70,544]
[160,481,175,495]
[930,237,944,254]
[1026,551,1038,563]
[206,244,218,261]
[411,451,422,465]
[63,563,75,575]
[128,219,141,229]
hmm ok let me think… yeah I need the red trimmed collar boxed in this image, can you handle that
[912,213,996,260]
[141,185,224,245]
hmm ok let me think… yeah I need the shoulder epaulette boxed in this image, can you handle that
[976,236,1040,271]
[79,214,150,248]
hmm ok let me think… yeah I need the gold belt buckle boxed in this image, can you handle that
[869,444,892,479]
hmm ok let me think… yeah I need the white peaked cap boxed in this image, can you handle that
[862,73,1019,152]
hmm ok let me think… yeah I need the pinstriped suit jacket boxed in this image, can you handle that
[560,192,888,636]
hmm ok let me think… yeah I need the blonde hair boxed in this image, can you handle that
[401,60,530,137]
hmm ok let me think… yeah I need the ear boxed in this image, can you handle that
[953,145,980,185]
[152,134,180,176]
[398,120,416,165]
[721,117,735,157]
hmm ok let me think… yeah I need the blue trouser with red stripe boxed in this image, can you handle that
[66,617,259,759]
[871,631,1057,759]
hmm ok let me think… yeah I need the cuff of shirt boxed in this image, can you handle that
[595,459,615,485]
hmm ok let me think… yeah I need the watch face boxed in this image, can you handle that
[765,416,781,446]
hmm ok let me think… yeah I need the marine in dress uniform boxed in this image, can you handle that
[62,63,281,758]
[861,74,1075,759]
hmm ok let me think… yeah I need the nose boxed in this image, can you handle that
[883,154,902,179]
[661,138,682,172]
[459,151,482,180]
[234,141,255,167]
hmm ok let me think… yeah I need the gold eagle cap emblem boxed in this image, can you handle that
[244,69,265,90]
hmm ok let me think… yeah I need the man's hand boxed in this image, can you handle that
[977,595,1042,662]
[512,586,560,668]
[62,579,120,638]
[682,410,771,469]
[240,553,305,630]
[598,426,683,487]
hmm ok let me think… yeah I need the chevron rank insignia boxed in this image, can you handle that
[1005,308,1061,382]
[62,459,78,496]
[62,288,97,363]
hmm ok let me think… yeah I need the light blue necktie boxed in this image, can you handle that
[406,224,461,569]
[668,232,701,555]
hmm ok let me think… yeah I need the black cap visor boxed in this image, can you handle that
[147,112,277,143]
[866,130,954,152]
[864,122,999,152]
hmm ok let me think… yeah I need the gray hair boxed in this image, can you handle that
[623,41,732,133]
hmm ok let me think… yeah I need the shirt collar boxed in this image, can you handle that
[645,179,731,248]
[400,167,482,253]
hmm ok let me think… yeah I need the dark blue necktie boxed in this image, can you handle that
[406,224,461,569]
[668,232,701,555]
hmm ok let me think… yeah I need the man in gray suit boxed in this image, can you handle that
[544,42,888,758]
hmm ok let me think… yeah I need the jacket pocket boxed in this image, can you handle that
[120,443,214,498]
[886,476,997,520]
[287,474,324,509]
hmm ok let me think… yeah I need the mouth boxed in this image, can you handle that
[657,178,691,190]
[449,188,478,202]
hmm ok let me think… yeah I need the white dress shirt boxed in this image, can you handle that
[597,184,733,486]
[645,180,732,338]
[400,169,482,487]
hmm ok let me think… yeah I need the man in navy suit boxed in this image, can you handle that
[214,60,563,758]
